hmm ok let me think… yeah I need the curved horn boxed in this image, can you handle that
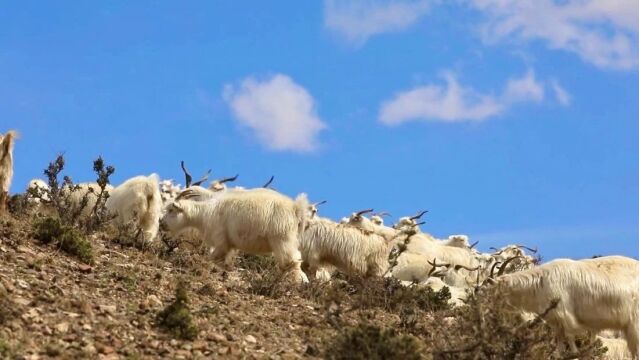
[427,259,439,276]
[515,244,538,254]
[489,261,501,278]
[490,247,504,255]
[313,200,327,207]
[175,189,198,201]
[427,259,451,268]
[262,175,274,188]
[497,256,522,277]
[414,221,426,227]
[218,174,239,184]
[180,161,193,188]
[355,208,374,216]
[409,210,428,220]
[454,264,481,272]
[469,241,479,249]
[192,169,212,187]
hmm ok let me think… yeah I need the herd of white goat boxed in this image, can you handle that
[1,129,637,358]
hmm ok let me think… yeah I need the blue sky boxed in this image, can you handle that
[2,1,638,260]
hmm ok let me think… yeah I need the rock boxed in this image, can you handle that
[192,341,207,351]
[146,294,162,307]
[16,279,29,289]
[83,344,97,355]
[97,344,115,354]
[17,246,35,255]
[170,339,179,347]
[244,335,257,344]
[78,264,92,273]
[208,332,226,342]
[55,322,70,334]
[98,304,116,315]
[1,279,15,293]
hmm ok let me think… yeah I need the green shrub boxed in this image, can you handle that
[157,282,198,340]
[33,216,94,264]
[325,324,425,360]
[28,154,114,232]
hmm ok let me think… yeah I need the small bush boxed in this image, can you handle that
[237,254,276,273]
[58,227,94,264]
[33,216,94,264]
[325,323,425,360]
[28,154,114,232]
[422,291,607,359]
[33,217,64,244]
[157,282,198,340]
[322,275,451,314]
[7,194,32,217]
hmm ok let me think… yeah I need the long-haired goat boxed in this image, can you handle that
[300,217,394,279]
[0,130,18,213]
[490,255,639,356]
[161,189,310,283]
[106,174,162,243]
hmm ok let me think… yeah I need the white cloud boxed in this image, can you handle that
[324,0,432,44]
[551,80,572,106]
[503,69,544,103]
[223,74,327,153]
[379,69,550,125]
[469,0,639,70]
[379,72,503,125]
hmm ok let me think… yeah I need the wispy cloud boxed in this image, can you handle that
[469,0,639,70]
[551,80,572,106]
[324,0,432,44]
[379,69,553,125]
[223,74,327,153]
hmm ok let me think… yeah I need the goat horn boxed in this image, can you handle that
[469,241,479,249]
[427,259,439,276]
[180,161,193,188]
[454,264,481,272]
[428,259,450,268]
[355,208,374,216]
[409,210,428,220]
[313,200,327,207]
[497,256,522,277]
[516,244,538,253]
[262,176,274,188]
[175,189,196,201]
[192,169,212,187]
[414,221,426,226]
[489,261,501,278]
[218,174,239,184]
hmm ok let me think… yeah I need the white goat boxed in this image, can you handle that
[26,178,50,203]
[0,130,18,213]
[300,217,392,279]
[598,336,633,359]
[159,179,182,204]
[106,174,162,243]
[492,255,639,356]
[161,190,310,283]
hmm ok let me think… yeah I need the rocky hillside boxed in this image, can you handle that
[0,205,608,359]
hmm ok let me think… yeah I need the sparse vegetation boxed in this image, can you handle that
[325,323,425,360]
[33,216,94,264]
[157,281,198,340]
[27,154,114,232]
